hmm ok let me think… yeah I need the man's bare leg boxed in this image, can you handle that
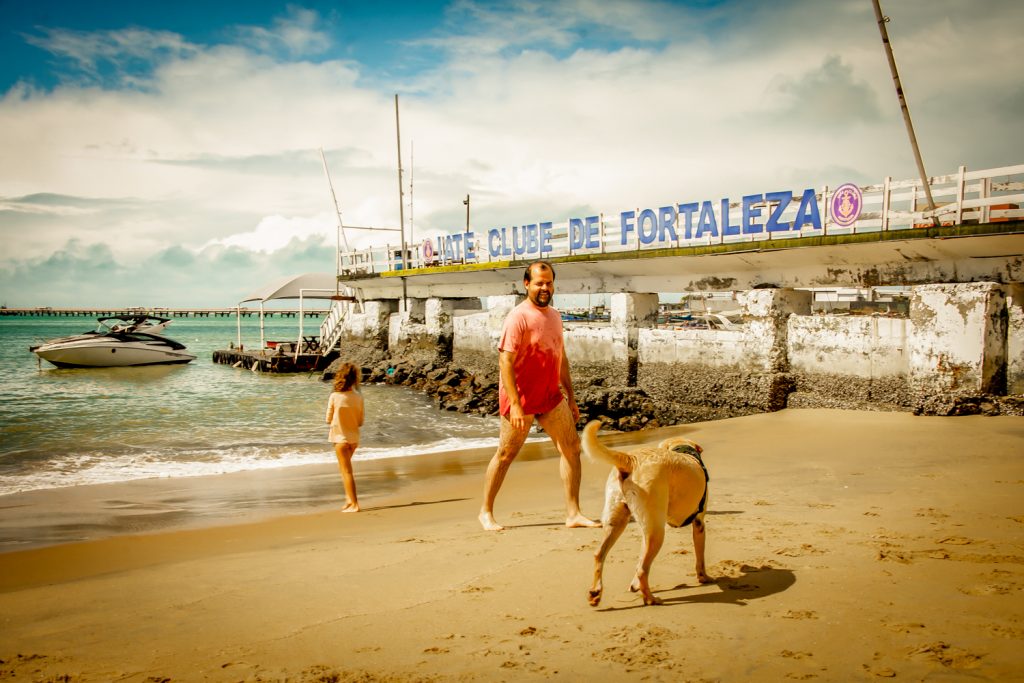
[537,401,601,528]
[479,415,530,530]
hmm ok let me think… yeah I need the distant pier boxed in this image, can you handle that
[0,307,329,318]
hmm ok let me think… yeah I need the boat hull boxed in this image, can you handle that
[32,339,196,368]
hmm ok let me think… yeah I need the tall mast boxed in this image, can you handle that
[395,94,408,305]
[871,0,936,213]
[320,147,349,296]
[394,95,407,267]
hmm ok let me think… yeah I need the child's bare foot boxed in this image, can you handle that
[342,502,360,513]
[478,511,504,531]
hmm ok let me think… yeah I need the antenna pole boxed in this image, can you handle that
[394,94,408,305]
[320,147,350,295]
[871,0,936,212]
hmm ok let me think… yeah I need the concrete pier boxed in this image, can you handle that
[328,280,1023,420]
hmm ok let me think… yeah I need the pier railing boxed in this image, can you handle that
[0,307,330,318]
[336,162,1024,274]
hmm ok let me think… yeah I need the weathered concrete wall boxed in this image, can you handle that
[738,288,812,372]
[640,328,746,366]
[637,288,810,421]
[389,297,481,364]
[334,281,1022,423]
[563,325,624,388]
[1008,284,1024,395]
[909,283,1007,407]
[787,315,911,409]
[336,299,396,367]
[451,295,520,383]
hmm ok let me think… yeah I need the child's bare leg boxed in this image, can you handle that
[334,443,360,511]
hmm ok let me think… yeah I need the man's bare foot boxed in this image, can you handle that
[342,503,360,513]
[478,511,505,531]
[566,514,601,528]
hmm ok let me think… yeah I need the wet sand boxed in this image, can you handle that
[1,409,1022,681]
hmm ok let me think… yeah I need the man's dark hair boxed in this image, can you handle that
[523,260,556,283]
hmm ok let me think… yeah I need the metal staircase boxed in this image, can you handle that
[318,293,358,355]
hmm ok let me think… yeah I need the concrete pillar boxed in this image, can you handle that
[451,294,522,382]
[610,292,659,385]
[909,283,1007,401]
[738,288,812,373]
[338,299,397,366]
[389,297,426,353]
[487,294,522,332]
[1007,284,1024,395]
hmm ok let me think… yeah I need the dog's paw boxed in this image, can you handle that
[697,572,715,584]
[587,589,602,607]
[642,594,664,606]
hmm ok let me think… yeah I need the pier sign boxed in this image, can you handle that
[830,183,863,227]
[425,184,833,262]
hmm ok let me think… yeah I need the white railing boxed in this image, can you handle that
[337,163,1024,274]
[318,299,351,353]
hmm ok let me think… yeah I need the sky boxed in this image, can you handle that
[1,0,1022,307]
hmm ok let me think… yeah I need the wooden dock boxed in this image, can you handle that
[212,344,338,373]
[0,307,328,318]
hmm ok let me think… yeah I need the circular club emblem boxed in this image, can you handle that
[421,238,434,263]
[830,183,863,227]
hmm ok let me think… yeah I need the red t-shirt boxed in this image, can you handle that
[498,300,565,416]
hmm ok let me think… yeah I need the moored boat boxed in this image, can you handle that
[29,315,196,368]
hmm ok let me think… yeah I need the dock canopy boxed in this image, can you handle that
[240,272,339,303]
[236,272,342,353]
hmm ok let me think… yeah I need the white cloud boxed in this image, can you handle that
[1,0,1022,306]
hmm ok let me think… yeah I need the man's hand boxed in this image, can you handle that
[509,403,531,432]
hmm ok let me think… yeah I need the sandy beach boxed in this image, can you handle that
[1,408,1022,682]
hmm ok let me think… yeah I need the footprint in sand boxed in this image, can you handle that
[782,610,819,620]
[957,570,1018,596]
[775,543,826,557]
[936,535,974,545]
[862,664,897,678]
[883,622,926,634]
[875,542,913,563]
[909,641,983,669]
[593,626,679,671]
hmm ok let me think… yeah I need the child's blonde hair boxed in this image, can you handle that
[333,362,360,392]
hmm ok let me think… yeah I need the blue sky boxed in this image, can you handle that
[1,0,1022,307]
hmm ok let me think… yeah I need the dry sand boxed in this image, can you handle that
[1,408,1022,682]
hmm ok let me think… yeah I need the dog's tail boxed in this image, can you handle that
[581,420,635,473]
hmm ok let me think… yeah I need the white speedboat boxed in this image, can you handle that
[29,315,197,368]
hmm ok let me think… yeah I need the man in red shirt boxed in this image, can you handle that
[478,260,601,531]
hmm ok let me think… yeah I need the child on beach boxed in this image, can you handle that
[326,362,365,512]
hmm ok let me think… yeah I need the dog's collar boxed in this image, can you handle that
[671,444,701,458]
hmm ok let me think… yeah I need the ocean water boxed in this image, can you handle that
[0,315,505,497]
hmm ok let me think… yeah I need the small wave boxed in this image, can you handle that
[0,433,546,496]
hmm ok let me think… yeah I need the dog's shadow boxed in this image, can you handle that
[596,564,796,612]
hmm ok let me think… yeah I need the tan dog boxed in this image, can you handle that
[582,420,713,606]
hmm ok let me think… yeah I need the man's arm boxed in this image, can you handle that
[499,349,530,431]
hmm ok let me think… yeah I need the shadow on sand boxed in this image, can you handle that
[597,564,796,612]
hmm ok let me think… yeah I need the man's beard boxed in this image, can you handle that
[532,291,551,307]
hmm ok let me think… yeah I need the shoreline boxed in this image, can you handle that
[0,423,682,553]
[2,408,1022,681]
